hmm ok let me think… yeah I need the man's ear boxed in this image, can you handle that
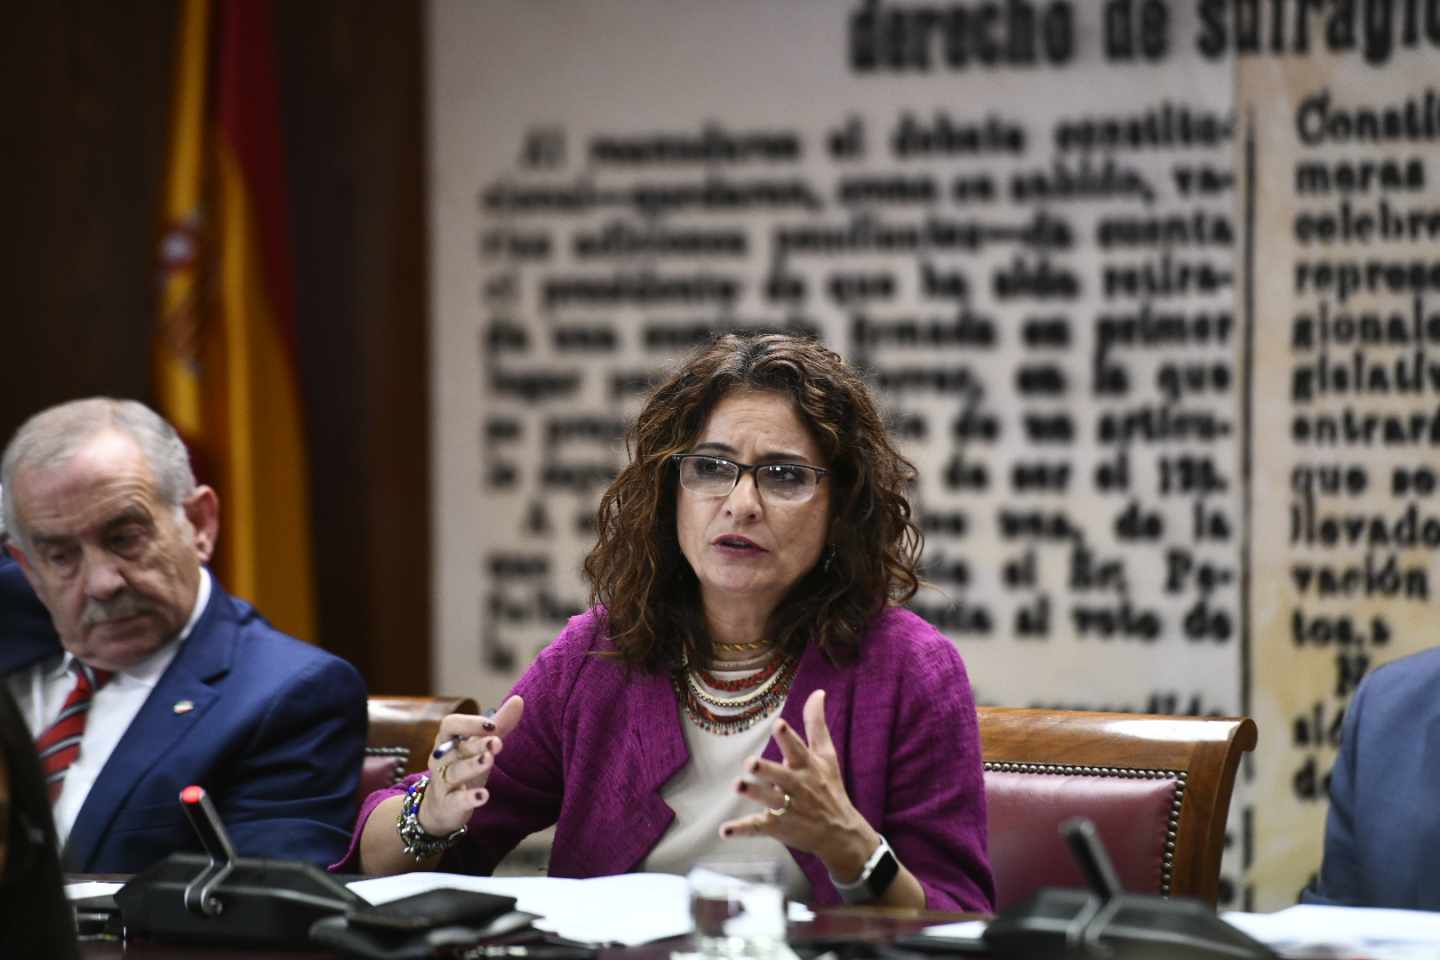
[5,541,47,599]
[7,541,35,577]
[183,486,220,564]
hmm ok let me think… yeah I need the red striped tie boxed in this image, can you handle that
[35,662,113,804]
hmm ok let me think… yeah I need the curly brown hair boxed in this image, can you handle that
[584,333,923,672]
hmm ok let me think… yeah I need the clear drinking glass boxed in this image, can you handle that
[684,859,788,960]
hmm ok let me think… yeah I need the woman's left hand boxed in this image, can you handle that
[719,688,880,882]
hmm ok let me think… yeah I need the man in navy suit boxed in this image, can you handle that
[1303,649,1440,908]
[1,398,366,873]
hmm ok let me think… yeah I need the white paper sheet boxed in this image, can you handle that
[349,872,817,946]
[1223,904,1440,959]
[919,920,988,941]
[924,905,1440,959]
[65,881,125,901]
[350,872,691,946]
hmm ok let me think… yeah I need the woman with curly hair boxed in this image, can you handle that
[346,333,994,910]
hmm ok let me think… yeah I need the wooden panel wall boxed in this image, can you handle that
[0,1,431,695]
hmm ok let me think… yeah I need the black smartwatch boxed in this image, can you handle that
[832,835,900,903]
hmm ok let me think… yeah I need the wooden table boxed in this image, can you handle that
[79,907,975,958]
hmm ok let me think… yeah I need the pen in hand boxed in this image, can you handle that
[432,711,499,760]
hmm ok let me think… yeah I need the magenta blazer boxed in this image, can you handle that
[336,607,994,911]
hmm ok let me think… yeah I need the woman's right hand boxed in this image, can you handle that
[417,695,525,836]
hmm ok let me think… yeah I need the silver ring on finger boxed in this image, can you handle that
[767,792,792,817]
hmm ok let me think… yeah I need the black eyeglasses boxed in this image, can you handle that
[672,454,830,504]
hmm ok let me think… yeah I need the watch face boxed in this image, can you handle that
[867,845,900,898]
[835,838,899,903]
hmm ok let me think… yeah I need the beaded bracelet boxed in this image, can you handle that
[395,774,467,862]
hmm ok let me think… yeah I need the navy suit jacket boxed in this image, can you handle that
[0,557,367,873]
[1303,647,1440,909]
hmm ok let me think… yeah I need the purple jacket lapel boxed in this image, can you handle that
[549,664,688,876]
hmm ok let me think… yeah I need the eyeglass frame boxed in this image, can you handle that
[670,454,831,503]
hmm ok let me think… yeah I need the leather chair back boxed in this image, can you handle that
[978,707,1257,909]
[362,695,480,802]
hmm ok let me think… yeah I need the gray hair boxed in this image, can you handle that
[1,398,197,548]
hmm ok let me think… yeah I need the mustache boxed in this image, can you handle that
[81,592,155,627]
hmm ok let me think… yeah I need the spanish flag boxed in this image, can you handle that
[154,0,316,642]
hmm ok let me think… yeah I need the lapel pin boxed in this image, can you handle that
[174,700,195,715]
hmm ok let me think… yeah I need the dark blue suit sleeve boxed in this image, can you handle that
[0,553,60,657]
[1301,672,1368,906]
[213,653,367,865]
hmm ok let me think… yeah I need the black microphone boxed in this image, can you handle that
[1061,816,1123,903]
[985,816,1276,959]
[179,785,236,917]
[117,786,366,944]
[1062,818,1136,958]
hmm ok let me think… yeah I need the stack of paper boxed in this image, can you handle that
[350,872,693,946]
[1223,904,1440,959]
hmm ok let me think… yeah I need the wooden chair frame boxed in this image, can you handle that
[977,707,1257,906]
[367,695,480,777]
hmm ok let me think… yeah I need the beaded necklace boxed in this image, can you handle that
[705,649,776,672]
[686,658,791,709]
[673,651,799,736]
[712,637,772,653]
[696,649,788,691]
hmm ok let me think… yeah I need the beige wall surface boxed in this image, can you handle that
[429,0,1440,909]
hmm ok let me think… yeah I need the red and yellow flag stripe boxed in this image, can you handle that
[156,0,317,642]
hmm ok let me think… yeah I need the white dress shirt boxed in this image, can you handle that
[7,568,211,847]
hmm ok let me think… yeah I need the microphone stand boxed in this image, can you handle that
[1061,817,1122,960]
[179,785,237,917]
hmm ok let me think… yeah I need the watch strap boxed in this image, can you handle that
[832,834,899,903]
